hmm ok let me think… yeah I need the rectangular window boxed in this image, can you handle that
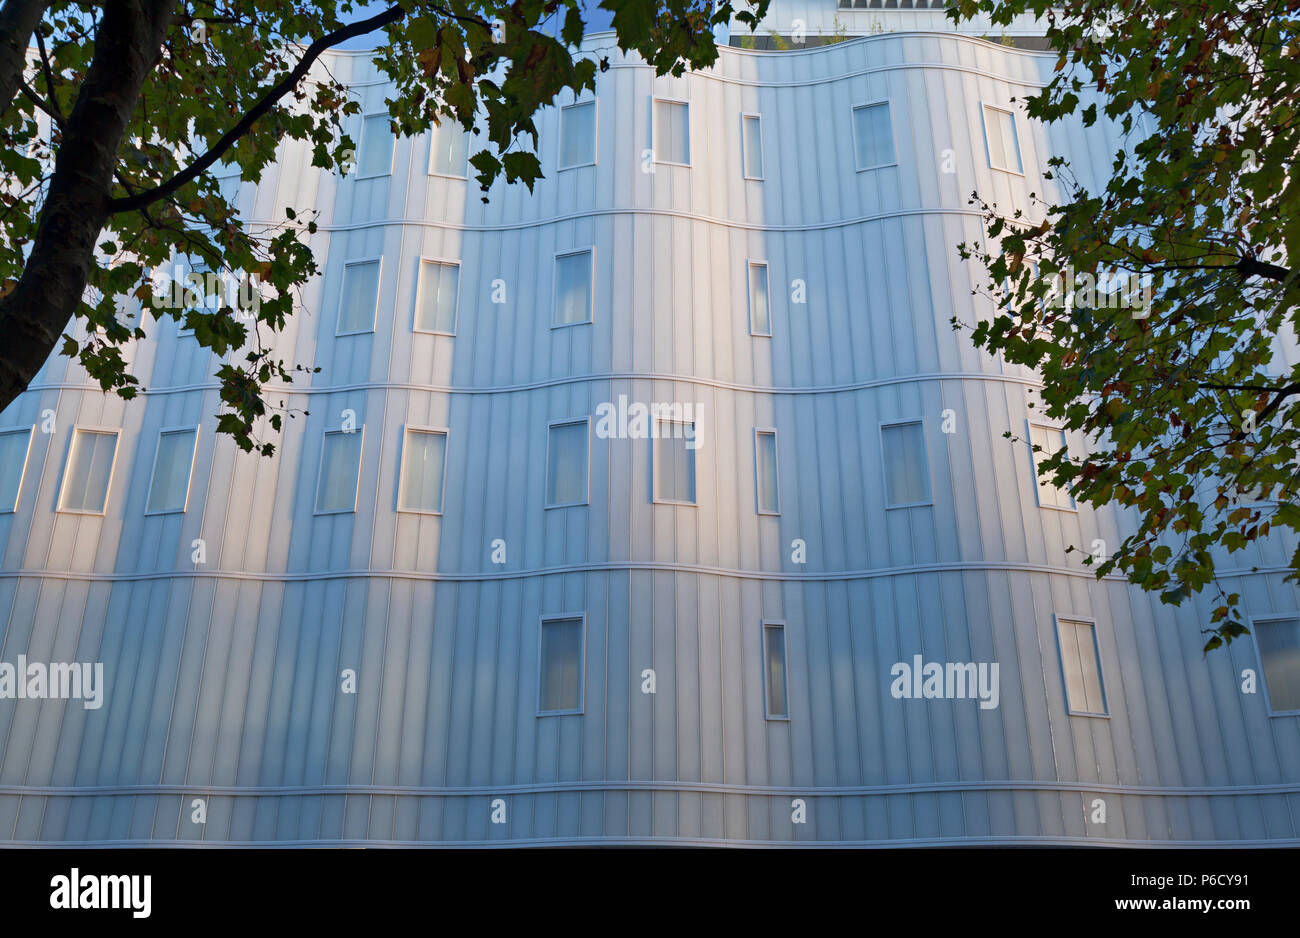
[559,101,596,169]
[59,428,119,514]
[653,98,690,165]
[1029,423,1075,509]
[553,249,593,326]
[881,420,931,507]
[852,102,894,170]
[146,428,198,514]
[398,428,447,513]
[538,615,584,714]
[748,261,771,336]
[1056,617,1107,716]
[315,429,363,514]
[547,420,589,507]
[653,421,696,504]
[764,622,789,719]
[1255,616,1300,714]
[0,427,33,512]
[429,120,468,177]
[983,104,1023,173]
[359,114,394,177]
[742,114,763,179]
[755,429,779,515]
[414,260,460,334]
[337,259,381,335]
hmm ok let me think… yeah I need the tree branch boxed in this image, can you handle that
[0,0,50,121]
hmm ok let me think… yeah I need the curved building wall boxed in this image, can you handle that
[0,31,1297,846]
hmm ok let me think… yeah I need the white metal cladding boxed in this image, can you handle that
[0,29,1298,847]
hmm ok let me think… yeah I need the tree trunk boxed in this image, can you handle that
[0,0,49,120]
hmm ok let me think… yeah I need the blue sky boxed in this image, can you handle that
[335,1,617,48]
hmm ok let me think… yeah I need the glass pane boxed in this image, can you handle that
[554,251,592,325]
[547,422,588,505]
[654,99,689,164]
[882,422,929,505]
[749,263,771,334]
[1059,619,1105,714]
[743,115,763,177]
[147,430,196,513]
[1257,618,1300,712]
[540,617,582,711]
[756,431,778,513]
[416,261,459,333]
[62,430,118,512]
[399,430,447,512]
[316,431,362,513]
[339,261,380,333]
[987,108,1021,172]
[765,625,788,717]
[430,121,468,176]
[1030,425,1073,508]
[560,102,596,167]
[359,114,393,177]
[854,103,892,169]
[0,429,31,511]
[654,426,696,503]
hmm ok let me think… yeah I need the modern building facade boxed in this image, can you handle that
[1,7,1298,846]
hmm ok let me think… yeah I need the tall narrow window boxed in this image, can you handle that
[337,259,381,335]
[414,260,460,334]
[358,114,394,177]
[852,102,894,170]
[538,615,584,714]
[315,429,363,514]
[653,421,696,504]
[547,420,589,507]
[748,261,771,336]
[1254,617,1300,713]
[755,429,779,514]
[653,98,690,165]
[764,622,789,719]
[59,429,119,514]
[146,428,198,514]
[983,104,1023,173]
[0,427,32,512]
[398,428,447,513]
[881,420,931,507]
[1056,617,1107,716]
[429,120,468,177]
[553,250,593,326]
[742,114,764,179]
[1028,423,1075,509]
[559,101,596,169]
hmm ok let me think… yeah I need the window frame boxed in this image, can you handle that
[981,102,1025,176]
[1053,613,1109,718]
[747,259,772,337]
[1026,419,1077,512]
[536,612,586,716]
[753,427,781,516]
[0,425,34,514]
[395,425,449,516]
[851,99,898,172]
[651,95,691,167]
[1249,613,1300,717]
[56,426,122,516]
[545,417,591,509]
[558,98,598,171]
[741,112,764,181]
[426,118,470,180]
[335,256,384,337]
[652,418,698,506]
[313,426,366,516]
[551,246,595,329]
[412,256,462,336]
[143,425,200,516]
[878,418,933,509]
[763,620,791,721]
[356,111,396,180]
